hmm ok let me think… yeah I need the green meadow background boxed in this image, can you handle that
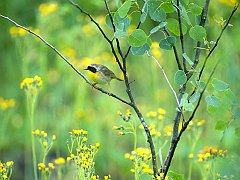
[1,0,240,179]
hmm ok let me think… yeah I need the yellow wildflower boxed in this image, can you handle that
[38,163,45,170]
[2,174,8,179]
[147,111,157,117]
[124,153,130,159]
[20,75,43,91]
[188,153,194,158]
[95,142,100,148]
[54,157,65,165]
[38,2,59,16]
[48,163,55,169]
[158,108,166,115]
[43,141,48,148]
[6,161,14,166]
[0,98,15,111]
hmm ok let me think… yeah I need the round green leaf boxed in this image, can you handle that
[189,25,206,42]
[147,0,166,22]
[161,2,174,13]
[189,3,203,15]
[117,0,132,18]
[166,18,187,36]
[131,43,150,55]
[205,95,220,107]
[211,78,229,92]
[189,92,200,103]
[128,29,147,47]
[184,103,194,112]
[160,36,176,50]
[174,70,187,85]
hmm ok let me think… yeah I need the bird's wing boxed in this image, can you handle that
[100,65,116,78]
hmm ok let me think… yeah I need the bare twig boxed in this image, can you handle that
[0,14,131,106]
[198,3,239,80]
[146,51,180,107]
[175,0,187,73]
[68,0,124,72]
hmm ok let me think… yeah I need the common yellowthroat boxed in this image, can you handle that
[84,64,123,86]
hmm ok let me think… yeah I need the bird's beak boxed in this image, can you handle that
[84,67,88,70]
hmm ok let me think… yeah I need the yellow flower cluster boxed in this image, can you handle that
[117,109,131,122]
[0,160,14,180]
[146,107,166,120]
[9,26,40,37]
[70,129,88,136]
[187,119,206,130]
[125,147,153,177]
[67,129,100,179]
[32,129,56,148]
[191,146,228,162]
[38,2,59,16]
[20,75,43,91]
[54,157,65,165]
[38,162,55,173]
[0,97,15,111]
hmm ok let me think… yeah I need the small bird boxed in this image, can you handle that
[84,64,123,87]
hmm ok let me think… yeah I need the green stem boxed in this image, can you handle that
[27,93,38,180]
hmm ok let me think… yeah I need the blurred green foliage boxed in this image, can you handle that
[0,0,240,179]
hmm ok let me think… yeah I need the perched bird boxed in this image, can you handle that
[84,64,123,87]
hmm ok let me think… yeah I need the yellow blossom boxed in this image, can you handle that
[158,115,164,120]
[164,125,173,136]
[0,98,16,111]
[48,163,55,169]
[197,119,206,126]
[82,24,95,35]
[43,141,48,147]
[38,2,59,16]
[6,161,14,166]
[2,174,8,179]
[95,142,100,148]
[147,111,157,117]
[158,108,166,115]
[9,26,27,37]
[124,153,130,159]
[83,137,88,142]
[188,153,193,158]
[20,75,43,91]
[112,126,119,130]
[52,134,56,141]
[130,168,135,173]
[54,157,65,165]
[117,132,125,136]
[38,163,45,170]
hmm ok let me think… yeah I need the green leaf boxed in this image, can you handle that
[189,92,200,103]
[196,81,205,90]
[189,25,206,42]
[117,0,132,18]
[181,4,191,25]
[114,13,130,31]
[184,103,194,112]
[140,2,148,23]
[205,95,221,107]
[131,43,150,55]
[161,2,174,13]
[233,107,240,120]
[189,3,203,15]
[211,78,229,92]
[235,128,240,138]
[168,171,184,180]
[105,13,114,30]
[150,22,167,35]
[180,93,188,106]
[147,0,166,22]
[159,36,176,50]
[182,53,194,66]
[128,29,148,47]
[174,70,187,85]
[182,0,189,5]
[114,30,127,38]
[166,18,187,36]
[215,120,228,131]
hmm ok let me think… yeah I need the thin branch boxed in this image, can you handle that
[68,0,124,72]
[104,0,124,59]
[0,14,131,106]
[188,0,210,79]
[175,0,187,73]
[198,3,239,80]
[163,28,182,70]
[162,59,220,179]
[146,51,180,107]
